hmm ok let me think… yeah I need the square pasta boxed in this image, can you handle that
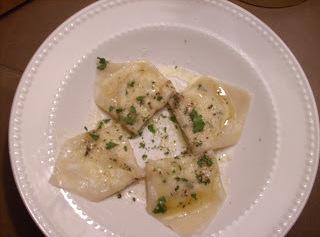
[95,60,176,135]
[169,76,250,154]
[50,119,143,202]
[145,151,225,237]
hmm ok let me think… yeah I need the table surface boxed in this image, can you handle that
[0,0,319,236]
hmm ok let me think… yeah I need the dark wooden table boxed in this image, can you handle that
[0,0,319,236]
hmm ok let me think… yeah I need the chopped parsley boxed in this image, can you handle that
[97,121,104,129]
[88,131,99,141]
[121,106,137,125]
[170,115,177,123]
[174,185,180,191]
[153,196,167,214]
[156,95,163,101]
[139,142,146,148]
[136,96,145,105]
[190,109,205,133]
[84,126,88,131]
[109,106,114,112]
[123,146,128,151]
[191,193,197,200]
[103,119,111,123]
[197,154,213,167]
[97,57,108,70]
[148,124,156,134]
[142,154,148,160]
[105,141,118,150]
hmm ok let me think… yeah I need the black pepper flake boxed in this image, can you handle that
[84,145,91,156]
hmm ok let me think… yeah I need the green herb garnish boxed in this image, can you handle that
[153,196,167,214]
[148,124,156,134]
[191,193,197,200]
[97,121,104,129]
[136,96,145,105]
[105,141,118,150]
[142,154,148,160]
[109,106,114,112]
[122,105,137,125]
[97,57,108,70]
[197,154,213,167]
[89,132,99,141]
[156,95,163,101]
[170,115,177,123]
[103,119,111,123]
[190,109,205,133]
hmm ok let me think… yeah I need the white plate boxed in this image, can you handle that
[9,0,319,237]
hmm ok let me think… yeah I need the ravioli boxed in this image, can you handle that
[95,61,176,135]
[145,151,225,237]
[168,76,250,154]
[50,120,143,202]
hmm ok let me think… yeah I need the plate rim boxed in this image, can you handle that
[8,0,320,236]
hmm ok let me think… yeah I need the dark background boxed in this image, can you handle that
[0,0,319,236]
